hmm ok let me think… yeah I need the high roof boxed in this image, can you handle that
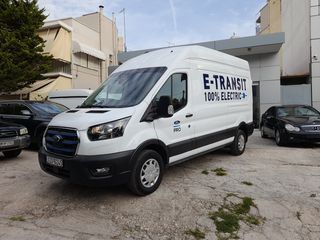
[114,45,249,74]
[118,32,285,64]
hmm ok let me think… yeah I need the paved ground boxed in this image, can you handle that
[0,131,319,240]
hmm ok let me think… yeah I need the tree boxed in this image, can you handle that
[0,0,53,93]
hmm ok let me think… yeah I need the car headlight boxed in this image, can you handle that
[19,128,28,135]
[285,124,300,132]
[88,117,131,141]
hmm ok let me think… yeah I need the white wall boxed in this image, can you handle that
[281,85,312,105]
[241,52,282,114]
[311,0,320,111]
[282,0,311,76]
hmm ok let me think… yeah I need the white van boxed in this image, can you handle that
[48,89,93,109]
[39,46,253,195]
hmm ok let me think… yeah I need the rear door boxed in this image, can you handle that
[153,72,195,163]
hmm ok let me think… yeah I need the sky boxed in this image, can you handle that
[37,0,266,51]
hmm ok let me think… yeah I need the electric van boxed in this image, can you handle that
[39,46,254,195]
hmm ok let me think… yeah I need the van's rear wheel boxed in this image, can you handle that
[128,150,164,196]
[230,130,246,156]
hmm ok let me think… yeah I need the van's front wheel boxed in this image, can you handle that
[230,130,246,156]
[128,150,164,196]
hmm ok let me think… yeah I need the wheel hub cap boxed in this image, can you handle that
[238,135,245,151]
[140,159,160,188]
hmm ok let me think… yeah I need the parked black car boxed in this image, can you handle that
[260,105,320,146]
[0,121,30,157]
[0,101,68,147]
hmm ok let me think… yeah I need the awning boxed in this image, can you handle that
[29,76,72,100]
[38,27,72,62]
[73,41,106,60]
[11,79,55,95]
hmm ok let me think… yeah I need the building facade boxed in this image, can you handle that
[2,7,123,100]
[256,0,320,110]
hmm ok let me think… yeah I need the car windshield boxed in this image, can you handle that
[80,67,167,108]
[277,106,320,118]
[31,102,68,114]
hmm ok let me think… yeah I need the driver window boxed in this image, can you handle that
[155,73,187,112]
[14,104,32,115]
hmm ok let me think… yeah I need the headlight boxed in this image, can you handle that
[285,124,300,132]
[88,117,130,141]
[19,128,28,135]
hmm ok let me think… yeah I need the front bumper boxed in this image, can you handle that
[0,135,30,152]
[285,131,320,143]
[38,147,134,187]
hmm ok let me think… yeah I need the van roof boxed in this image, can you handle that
[114,45,249,73]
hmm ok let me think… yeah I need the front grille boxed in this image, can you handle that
[45,127,79,157]
[0,130,17,139]
[301,125,320,133]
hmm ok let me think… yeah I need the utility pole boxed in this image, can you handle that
[99,5,104,83]
[119,8,127,52]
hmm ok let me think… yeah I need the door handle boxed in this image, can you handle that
[185,113,193,118]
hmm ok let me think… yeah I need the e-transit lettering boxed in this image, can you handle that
[203,73,248,102]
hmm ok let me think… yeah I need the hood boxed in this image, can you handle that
[49,107,136,130]
[280,116,320,125]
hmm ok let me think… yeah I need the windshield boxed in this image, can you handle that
[32,102,68,114]
[80,67,167,108]
[277,106,320,118]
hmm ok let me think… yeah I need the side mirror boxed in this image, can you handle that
[158,96,174,118]
[21,110,33,116]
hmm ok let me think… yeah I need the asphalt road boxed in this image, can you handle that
[0,131,319,240]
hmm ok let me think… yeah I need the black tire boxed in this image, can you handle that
[3,149,22,158]
[128,150,164,196]
[260,125,267,138]
[275,129,287,146]
[230,130,247,156]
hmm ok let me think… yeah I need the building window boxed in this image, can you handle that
[52,60,71,74]
[88,55,99,70]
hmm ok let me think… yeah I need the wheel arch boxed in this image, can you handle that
[130,139,169,168]
[237,122,250,141]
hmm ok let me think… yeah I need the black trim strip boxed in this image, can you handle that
[168,143,230,167]
[168,127,237,157]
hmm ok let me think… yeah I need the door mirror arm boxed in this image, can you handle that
[140,96,174,122]
[157,96,174,118]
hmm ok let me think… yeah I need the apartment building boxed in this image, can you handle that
[256,0,320,110]
[4,7,123,101]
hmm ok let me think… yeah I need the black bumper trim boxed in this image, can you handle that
[286,132,320,142]
[0,135,30,152]
[38,148,134,186]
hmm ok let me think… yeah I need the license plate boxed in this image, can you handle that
[46,156,63,168]
[0,141,14,148]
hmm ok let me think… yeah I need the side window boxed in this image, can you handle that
[269,107,275,117]
[11,104,32,115]
[0,104,14,115]
[0,104,7,114]
[155,73,187,112]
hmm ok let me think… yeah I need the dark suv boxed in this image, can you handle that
[0,101,68,147]
[0,121,30,157]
